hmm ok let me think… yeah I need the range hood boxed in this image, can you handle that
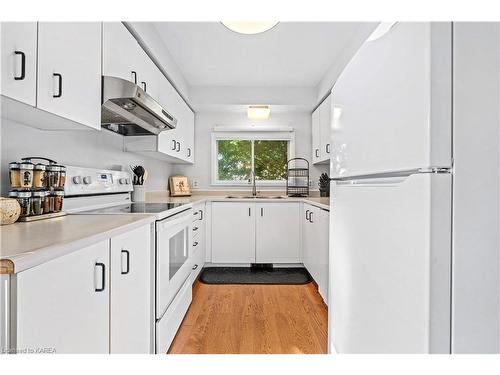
[101,76,177,136]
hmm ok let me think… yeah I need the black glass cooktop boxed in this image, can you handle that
[83,202,186,214]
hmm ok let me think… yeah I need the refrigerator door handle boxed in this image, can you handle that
[330,167,452,182]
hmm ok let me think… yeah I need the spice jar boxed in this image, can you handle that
[52,190,64,212]
[59,166,66,188]
[19,162,34,189]
[47,165,61,189]
[16,191,31,217]
[33,164,47,189]
[9,162,21,189]
[43,191,50,214]
[31,190,47,215]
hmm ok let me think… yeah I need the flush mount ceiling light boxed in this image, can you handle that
[221,22,279,35]
[247,105,270,120]
[367,22,397,42]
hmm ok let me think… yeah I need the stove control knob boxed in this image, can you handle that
[73,176,82,184]
[119,178,126,185]
[83,176,92,185]
[126,178,131,185]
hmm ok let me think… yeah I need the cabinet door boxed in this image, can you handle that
[110,225,152,354]
[212,202,256,263]
[37,22,101,130]
[319,95,332,161]
[311,107,321,163]
[157,76,184,159]
[312,208,329,304]
[15,240,109,354]
[256,203,301,263]
[0,22,37,106]
[102,22,144,84]
[183,106,195,163]
[137,48,161,100]
[302,204,314,272]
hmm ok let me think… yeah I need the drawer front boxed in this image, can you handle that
[155,277,192,354]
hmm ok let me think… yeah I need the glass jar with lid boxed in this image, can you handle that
[31,190,47,215]
[47,165,61,189]
[52,189,65,212]
[33,164,47,189]
[19,162,34,189]
[16,191,31,217]
[59,166,67,188]
[9,162,21,189]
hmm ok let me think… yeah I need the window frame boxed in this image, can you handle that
[211,131,295,187]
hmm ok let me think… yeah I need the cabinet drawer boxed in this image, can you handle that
[155,277,192,354]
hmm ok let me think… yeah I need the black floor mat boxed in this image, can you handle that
[199,266,313,285]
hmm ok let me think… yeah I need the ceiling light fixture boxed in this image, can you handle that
[247,105,270,120]
[367,22,397,42]
[221,22,279,35]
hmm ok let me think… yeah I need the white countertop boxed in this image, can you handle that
[145,192,331,211]
[0,214,155,274]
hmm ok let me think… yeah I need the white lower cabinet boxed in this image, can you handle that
[110,225,152,354]
[211,202,301,264]
[13,223,153,354]
[256,203,301,263]
[302,204,329,304]
[15,240,110,354]
[212,202,256,263]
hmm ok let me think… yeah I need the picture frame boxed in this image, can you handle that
[169,175,191,196]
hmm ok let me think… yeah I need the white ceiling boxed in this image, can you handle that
[153,22,370,88]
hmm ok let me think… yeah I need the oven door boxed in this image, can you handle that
[156,208,193,319]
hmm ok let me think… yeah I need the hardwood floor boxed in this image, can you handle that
[167,281,328,354]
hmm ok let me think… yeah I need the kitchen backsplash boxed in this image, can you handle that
[0,118,173,196]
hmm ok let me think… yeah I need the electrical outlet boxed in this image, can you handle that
[192,179,199,189]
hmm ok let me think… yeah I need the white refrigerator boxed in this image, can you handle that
[328,22,500,354]
[329,21,500,354]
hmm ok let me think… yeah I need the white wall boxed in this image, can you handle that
[173,111,328,191]
[1,118,173,195]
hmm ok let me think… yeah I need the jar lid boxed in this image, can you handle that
[19,162,34,169]
[9,162,20,169]
[47,165,62,172]
[34,163,47,171]
[32,190,47,197]
[8,191,18,197]
[17,191,31,198]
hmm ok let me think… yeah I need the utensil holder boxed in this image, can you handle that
[132,185,146,202]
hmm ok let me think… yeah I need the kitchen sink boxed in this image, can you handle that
[225,195,286,199]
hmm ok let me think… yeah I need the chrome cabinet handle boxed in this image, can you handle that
[192,264,198,270]
[53,73,62,98]
[121,249,130,275]
[306,209,310,221]
[172,140,176,150]
[187,148,191,157]
[199,210,203,220]
[141,81,147,92]
[193,241,199,247]
[131,71,137,84]
[309,212,314,223]
[193,226,199,231]
[94,262,105,292]
[14,51,26,80]
[248,207,251,216]
[260,207,263,217]
[176,141,181,152]
[315,149,319,158]
[326,144,331,154]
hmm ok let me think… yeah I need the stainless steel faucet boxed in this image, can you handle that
[250,170,257,197]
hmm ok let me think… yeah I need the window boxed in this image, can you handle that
[212,131,295,186]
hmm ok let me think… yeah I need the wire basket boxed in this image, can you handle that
[286,158,310,197]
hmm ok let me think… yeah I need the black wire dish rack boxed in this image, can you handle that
[286,158,310,197]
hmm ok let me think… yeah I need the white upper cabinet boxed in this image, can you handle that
[331,23,452,177]
[102,22,144,84]
[110,225,152,354]
[36,22,102,130]
[255,203,301,263]
[311,94,331,164]
[0,22,37,106]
